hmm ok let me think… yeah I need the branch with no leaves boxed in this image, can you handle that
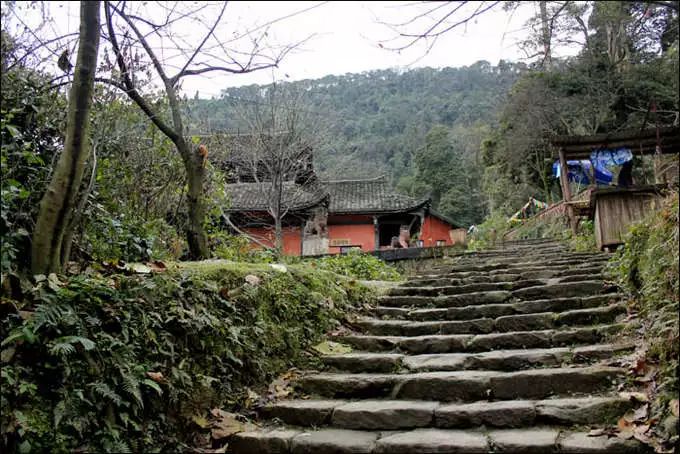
[378,1,502,52]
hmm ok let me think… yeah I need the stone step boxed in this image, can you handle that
[336,323,625,353]
[418,257,606,272]
[415,265,606,283]
[260,395,634,430]
[355,303,626,336]
[406,268,605,287]
[388,279,545,297]
[323,343,634,373]
[298,365,625,401]
[445,258,610,273]
[232,425,644,453]
[378,281,615,308]
[374,294,624,321]
[448,252,607,266]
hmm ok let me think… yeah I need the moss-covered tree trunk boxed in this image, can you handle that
[181,140,209,259]
[166,82,209,260]
[31,1,101,274]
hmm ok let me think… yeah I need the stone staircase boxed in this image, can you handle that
[231,239,647,453]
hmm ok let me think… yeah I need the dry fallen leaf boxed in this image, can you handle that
[146,371,165,383]
[632,404,649,422]
[192,414,211,429]
[147,261,167,272]
[619,391,649,403]
[312,340,353,355]
[209,409,244,440]
[670,399,679,417]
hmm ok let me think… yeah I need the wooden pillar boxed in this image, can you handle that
[558,148,578,234]
[373,216,379,251]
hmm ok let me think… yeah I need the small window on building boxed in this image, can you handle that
[416,240,424,247]
[436,240,446,247]
[340,246,361,254]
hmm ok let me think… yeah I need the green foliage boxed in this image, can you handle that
[607,191,679,421]
[0,59,67,273]
[310,250,402,281]
[1,262,372,452]
[467,212,512,250]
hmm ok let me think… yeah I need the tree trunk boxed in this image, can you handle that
[31,1,101,275]
[178,139,209,259]
[274,216,283,254]
[539,1,552,70]
[61,141,98,266]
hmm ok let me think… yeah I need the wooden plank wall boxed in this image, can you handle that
[594,192,660,250]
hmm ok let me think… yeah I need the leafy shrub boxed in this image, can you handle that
[607,190,679,423]
[311,250,401,281]
[82,213,184,263]
[467,212,512,250]
[1,262,372,452]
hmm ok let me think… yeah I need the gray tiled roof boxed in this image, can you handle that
[324,176,429,213]
[225,176,429,214]
[226,181,328,212]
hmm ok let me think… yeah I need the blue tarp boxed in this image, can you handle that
[553,148,633,186]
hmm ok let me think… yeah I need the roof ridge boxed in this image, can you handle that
[322,174,387,184]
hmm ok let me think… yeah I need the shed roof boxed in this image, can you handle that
[551,127,680,159]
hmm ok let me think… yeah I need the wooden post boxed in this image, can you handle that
[373,216,379,251]
[558,148,578,234]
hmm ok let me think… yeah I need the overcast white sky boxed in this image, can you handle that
[9,1,583,98]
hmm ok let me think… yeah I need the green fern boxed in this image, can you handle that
[121,372,143,409]
[89,381,123,406]
[49,336,96,357]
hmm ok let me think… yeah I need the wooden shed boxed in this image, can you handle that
[591,186,665,250]
[551,127,679,241]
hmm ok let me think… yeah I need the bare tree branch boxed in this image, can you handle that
[103,1,178,142]
[172,1,227,82]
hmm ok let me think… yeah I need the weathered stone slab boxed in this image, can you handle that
[291,429,378,454]
[559,432,646,453]
[436,400,535,428]
[572,343,635,361]
[466,330,553,351]
[489,428,560,453]
[332,400,437,430]
[512,280,608,300]
[394,371,494,401]
[231,428,300,453]
[436,290,511,307]
[440,318,494,334]
[335,335,400,351]
[299,373,398,399]
[398,335,472,354]
[535,396,633,425]
[403,353,470,371]
[323,353,403,373]
[466,347,570,370]
[261,400,340,426]
[490,366,624,400]
[374,429,488,453]
[408,308,448,321]
[555,304,625,326]
[374,306,410,318]
[447,303,517,320]
[494,312,555,332]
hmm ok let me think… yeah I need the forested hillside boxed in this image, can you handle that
[185,62,526,225]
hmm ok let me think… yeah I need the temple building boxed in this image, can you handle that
[223,175,461,256]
